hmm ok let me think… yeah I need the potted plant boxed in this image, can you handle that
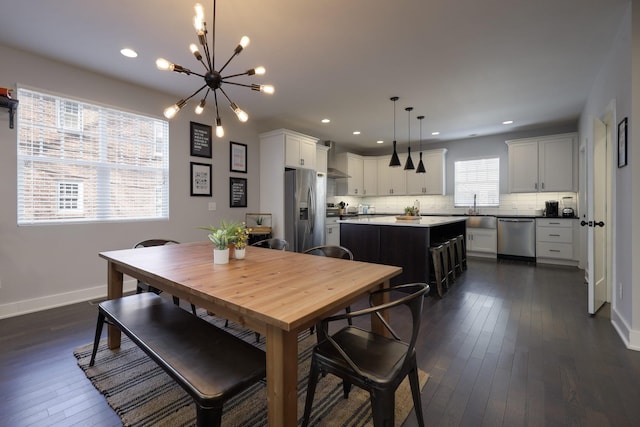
[200,221,240,264]
[404,206,417,216]
[232,222,251,260]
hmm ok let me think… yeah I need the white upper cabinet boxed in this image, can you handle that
[362,157,378,196]
[377,154,407,195]
[506,133,576,193]
[334,153,363,195]
[316,144,329,174]
[406,148,447,195]
[278,130,317,170]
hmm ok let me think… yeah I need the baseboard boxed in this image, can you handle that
[610,305,640,351]
[0,279,137,320]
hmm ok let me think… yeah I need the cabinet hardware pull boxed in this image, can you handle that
[550,234,560,237]
[550,249,560,252]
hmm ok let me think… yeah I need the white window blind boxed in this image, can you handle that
[454,157,500,207]
[17,88,169,225]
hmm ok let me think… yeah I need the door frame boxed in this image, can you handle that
[583,100,616,312]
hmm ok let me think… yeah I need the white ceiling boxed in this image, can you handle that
[0,0,629,154]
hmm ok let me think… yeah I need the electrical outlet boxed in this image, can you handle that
[208,202,217,211]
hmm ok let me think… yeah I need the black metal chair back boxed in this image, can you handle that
[303,245,354,260]
[251,238,288,250]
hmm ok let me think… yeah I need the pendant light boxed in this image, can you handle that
[388,96,401,167]
[416,115,426,173]
[404,107,415,170]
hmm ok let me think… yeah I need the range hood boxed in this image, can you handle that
[324,141,351,179]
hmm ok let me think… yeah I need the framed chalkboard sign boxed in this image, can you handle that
[190,121,212,158]
[230,177,247,207]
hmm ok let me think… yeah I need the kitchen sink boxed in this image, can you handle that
[466,216,496,229]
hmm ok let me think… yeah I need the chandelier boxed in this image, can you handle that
[156,1,274,137]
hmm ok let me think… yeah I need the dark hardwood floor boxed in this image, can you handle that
[2,259,640,426]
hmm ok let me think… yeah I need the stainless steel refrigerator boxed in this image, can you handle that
[284,168,326,252]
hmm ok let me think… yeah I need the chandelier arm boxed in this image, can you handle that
[186,70,207,79]
[182,83,209,103]
[222,71,251,79]
[199,22,213,71]
[217,86,235,105]
[218,51,240,74]
[214,90,221,120]
[221,81,253,88]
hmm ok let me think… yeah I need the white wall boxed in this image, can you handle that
[578,3,638,348]
[0,44,261,318]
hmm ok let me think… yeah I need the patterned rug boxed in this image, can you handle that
[74,314,428,426]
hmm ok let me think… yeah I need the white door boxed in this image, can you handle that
[588,117,607,314]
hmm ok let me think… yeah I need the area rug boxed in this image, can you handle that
[74,315,428,426]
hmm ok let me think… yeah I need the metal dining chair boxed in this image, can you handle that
[134,239,197,315]
[251,238,288,250]
[302,283,429,427]
[303,245,355,335]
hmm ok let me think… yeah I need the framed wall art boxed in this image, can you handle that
[229,177,247,207]
[190,162,212,196]
[230,141,247,173]
[190,121,212,158]
[618,117,628,168]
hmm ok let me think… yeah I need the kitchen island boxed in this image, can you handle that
[339,216,467,288]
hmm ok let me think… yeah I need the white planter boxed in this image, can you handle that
[235,248,246,259]
[213,248,230,264]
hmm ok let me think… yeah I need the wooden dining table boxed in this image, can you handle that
[99,241,402,426]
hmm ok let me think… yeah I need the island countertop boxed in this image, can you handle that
[338,215,467,227]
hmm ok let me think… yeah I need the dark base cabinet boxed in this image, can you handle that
[340,221,466,287]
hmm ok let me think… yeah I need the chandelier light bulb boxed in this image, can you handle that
[156,58,171,71]
[254,66,266,75]
[194,4,205,33]
[260,85,275,94]
[240,36,250,49]
[230,103,249,122]
[163,104,180,119]
[190,44,202,61]
[195,99,206,114]
[216,118,224,137]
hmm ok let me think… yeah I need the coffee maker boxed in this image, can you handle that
[544,200,559,217]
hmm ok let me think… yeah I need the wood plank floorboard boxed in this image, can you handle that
[2,258,640,426]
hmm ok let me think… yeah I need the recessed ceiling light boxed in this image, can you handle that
[431,131,440,136]
[376,140,384,144]
[353,131,361,135]
[502,120,514,125]
[321,118,330,123]
[120,48,138,58]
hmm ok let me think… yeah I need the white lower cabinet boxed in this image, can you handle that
[467,228,497,258]
[326,217,340,246]
[536,218,578,266]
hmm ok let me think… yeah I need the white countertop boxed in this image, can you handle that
[338,215,467,227]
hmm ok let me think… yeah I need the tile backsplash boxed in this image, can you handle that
[328,191,578,216]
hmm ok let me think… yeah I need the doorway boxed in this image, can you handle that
[586,105,615,315]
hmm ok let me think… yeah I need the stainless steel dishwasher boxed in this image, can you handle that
[497,217,536,261]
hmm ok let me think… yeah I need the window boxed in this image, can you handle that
[17,87,170,225]
[454,157,500,207]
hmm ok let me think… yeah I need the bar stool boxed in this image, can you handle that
[449,237,463,277]
[455,234,467,271]
[429,244,448,297]
[441,240,456,287]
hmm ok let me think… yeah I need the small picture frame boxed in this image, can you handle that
[229,177,247,207]
[190,162,212,197]
[618,117,628,168]
[190,121,212,158]
[230,141,247,173]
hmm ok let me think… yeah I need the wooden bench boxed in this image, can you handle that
[89,293,266,427]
